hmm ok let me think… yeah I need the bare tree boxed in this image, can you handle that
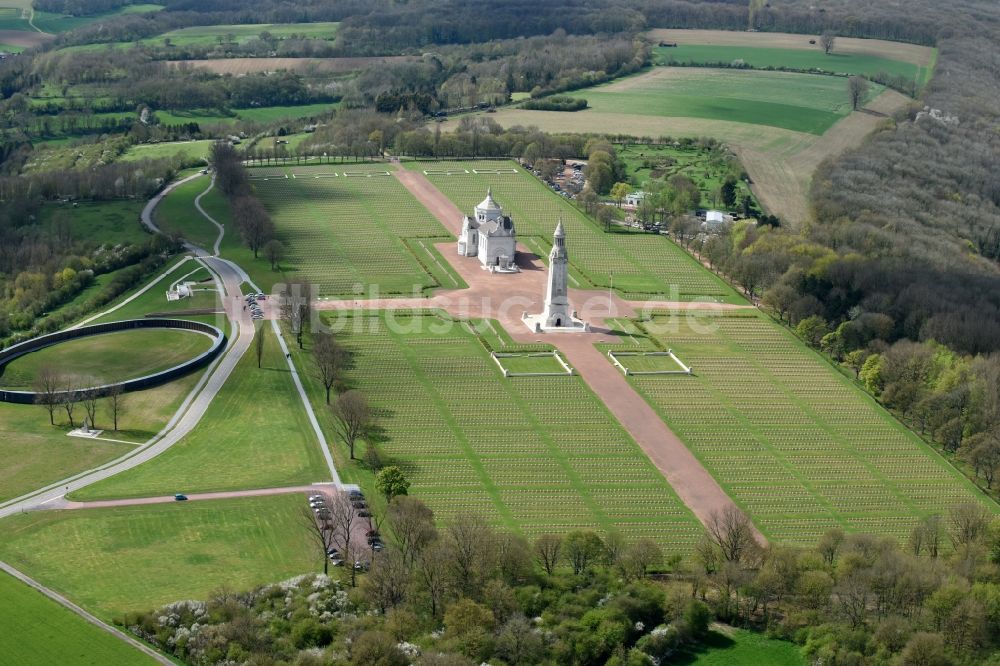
[302,504,338,576]
[106,383,125,431]
[621,538,664,580]
[533,534,563,575]
[280,282,311,349]
[363,548,409,613]
[443,513,498,596]
[387,495,436,564]
[330,390,372,459]
[820,30,836,54]
[60,378,80,428]
[328,492,359,586]
[948,502,992,547]
[81,387,99,431]
[263,239,285,271]
[313,331,347,404]
[707,505,757,563]
[232,195,274,258]
[848,75,870,111]
[414,539,450,618]
[33,364,62,425]
[254,323,266,369]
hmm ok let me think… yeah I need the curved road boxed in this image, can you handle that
[0,178,255,519]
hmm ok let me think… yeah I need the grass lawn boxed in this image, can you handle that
[235,102,336,123]
[564,68,882,135]
[679,627,804,665]
[410,159,741,302]
[37,199,149,246]
[74,325,330,500]
[0,369,202,502]
[90,258,223,327]
[0,495,317,618]
[0,571,160,665]
[495,353,567,375]
[153,176,220,249]
[119,139,214,165]
[654,44,930,87]
[311,311,703,549]
[0,328,214,388]
[153,108,238,126]
[628,311,997,546]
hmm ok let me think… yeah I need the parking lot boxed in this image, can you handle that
[306,485,381,570]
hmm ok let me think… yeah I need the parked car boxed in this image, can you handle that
[357,509,371,518]
[174,494,188,501]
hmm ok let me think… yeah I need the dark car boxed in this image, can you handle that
[174,494,188,501]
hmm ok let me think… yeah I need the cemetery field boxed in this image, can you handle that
[653,45,930,87]
[247,164,466,296]
[0,495,316,617]
[409,160,741,302]
[74,325,329,500]
[0,328,214,388]
[322,311,704,549]
[0,571,159,666]
[628,311,995,546]
[564,68,883,135]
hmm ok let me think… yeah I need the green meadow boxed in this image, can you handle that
[654,44,932,87]
[566,68,883,135]
[0,495,316,617]
[0,328,214,388]
[74,325,330,500]
[0,571,159,665]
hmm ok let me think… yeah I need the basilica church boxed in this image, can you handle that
[456,189,519,272]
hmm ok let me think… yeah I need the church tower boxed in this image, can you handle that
[542,220,571,327]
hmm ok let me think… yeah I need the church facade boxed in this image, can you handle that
[457,189,518,272]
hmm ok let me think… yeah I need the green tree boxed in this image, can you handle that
[376,466,410,502]
[860,353,885,394]
[796,315,830,347]
[720,176,738,209]
[610,182,631,207]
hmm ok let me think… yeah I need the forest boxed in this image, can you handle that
[125,496,1000,666]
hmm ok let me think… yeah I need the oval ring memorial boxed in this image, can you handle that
[0,319,227,405]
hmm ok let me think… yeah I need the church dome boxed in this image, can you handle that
[477,187,502,212]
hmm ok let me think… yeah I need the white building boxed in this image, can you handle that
[703,209,732,232]
[457,189,518,272]
[624,191,647,209]
[523,221,589,333]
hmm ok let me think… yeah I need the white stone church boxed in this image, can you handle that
[456,189,519,272]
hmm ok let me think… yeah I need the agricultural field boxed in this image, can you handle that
[0,495,316,617]
[564,68,882,135]
[410,159,740,301]
[33,3,162,34]
[323,311,704,548]
[0,571,158,665]
[653,44,930,88]
[647,29,937,69]
[0,328,214,388]
[628,311,995,546]
[75,326,330,500]
[119,139,214,165]
[247,164,464,296]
